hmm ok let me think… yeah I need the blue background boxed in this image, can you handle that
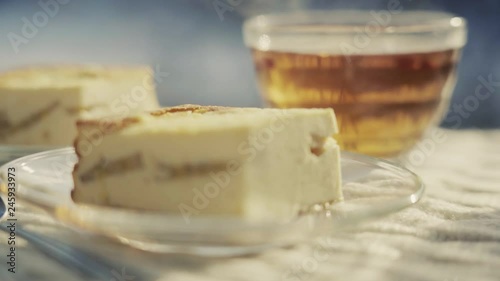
[0,0,498,128]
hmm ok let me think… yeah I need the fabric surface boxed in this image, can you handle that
[0,129,499,281]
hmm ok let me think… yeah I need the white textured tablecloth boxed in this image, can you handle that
[1,129,500,281]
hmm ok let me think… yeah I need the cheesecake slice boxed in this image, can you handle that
[0,65,160,146]
[72,105,342,222]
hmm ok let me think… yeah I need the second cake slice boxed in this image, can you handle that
[0,65,160,146]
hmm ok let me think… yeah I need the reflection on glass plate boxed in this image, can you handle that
[0,145,60,165]
[0,148,424,256]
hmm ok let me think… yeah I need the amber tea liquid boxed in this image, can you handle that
[252,49,460,156]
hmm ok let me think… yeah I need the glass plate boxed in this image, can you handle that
[0,148,424,256]
[0,145,61,165]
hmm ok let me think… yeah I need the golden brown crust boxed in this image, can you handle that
[73,117,141,162]
[75,105,233,135]
[71,104,250,199]
[149,104,231,116]
[75,117,141,136]
[72,118,141,199]
[73,105,236,159]
[74,105,242,146]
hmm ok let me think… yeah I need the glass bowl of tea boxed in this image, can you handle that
[243,10,467,157]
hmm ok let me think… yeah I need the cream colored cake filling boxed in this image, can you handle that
[79,153,143,183]
[0,65,160,145]
[0,101,59,140]
[71,106,342,222]
[79,153,229,183]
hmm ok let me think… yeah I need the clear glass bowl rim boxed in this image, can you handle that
[244,10,467,34]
